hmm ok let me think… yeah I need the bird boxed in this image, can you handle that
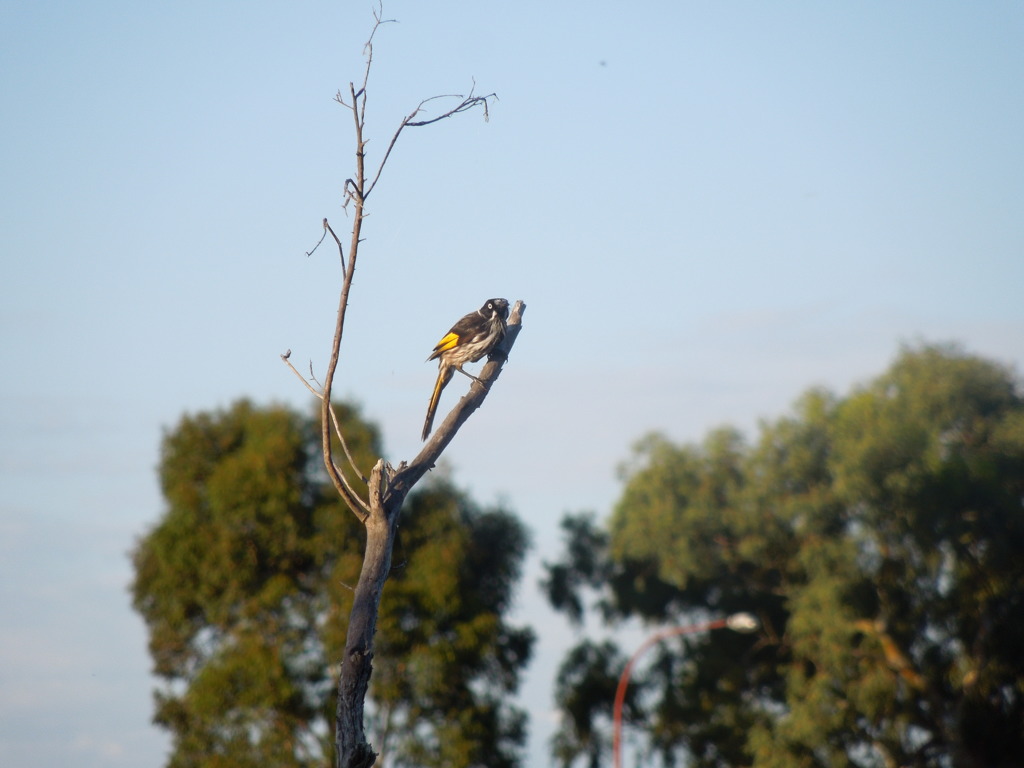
[421,298,510,441]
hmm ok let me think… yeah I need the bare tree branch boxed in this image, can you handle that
[319,223,361,515]
[280,352,371,515]
[305,219,329,258]
[364,89,496,200]
[405,88,496,127]
[324,218,345,266]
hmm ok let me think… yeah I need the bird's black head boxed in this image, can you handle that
[483,298,510,320]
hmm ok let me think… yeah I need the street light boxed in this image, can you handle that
[612,612,759,768]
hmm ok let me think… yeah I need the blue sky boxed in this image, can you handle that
[2,2,1023,766]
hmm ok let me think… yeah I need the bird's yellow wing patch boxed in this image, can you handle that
[433,332,461,353]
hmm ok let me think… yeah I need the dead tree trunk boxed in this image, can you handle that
[333,306,524,768]
[281,10,522,768]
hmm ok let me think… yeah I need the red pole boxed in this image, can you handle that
[611,618,728,768]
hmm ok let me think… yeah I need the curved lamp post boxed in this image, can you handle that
[612,612,759,768]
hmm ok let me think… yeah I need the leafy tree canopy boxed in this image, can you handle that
[544,344,1024,768]
[132,399,534,768]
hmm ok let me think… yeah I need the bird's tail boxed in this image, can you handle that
[422,364,454,440]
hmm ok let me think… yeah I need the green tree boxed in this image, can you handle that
[132,399,533,768]
[544,344,1024,768]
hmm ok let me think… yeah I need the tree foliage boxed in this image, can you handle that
[132,399,533,768]
[544,344,1024,768]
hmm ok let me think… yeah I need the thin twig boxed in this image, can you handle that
[280,352,371,513]
[405,92,496,127]
[356,4,395,125]
[364,90,496,200]
[326,401,371,487]
[306,220,329,257]
[281,352,322,399]
[324,218,346,272]
[284,354,372,518]
[286,352,371,489]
